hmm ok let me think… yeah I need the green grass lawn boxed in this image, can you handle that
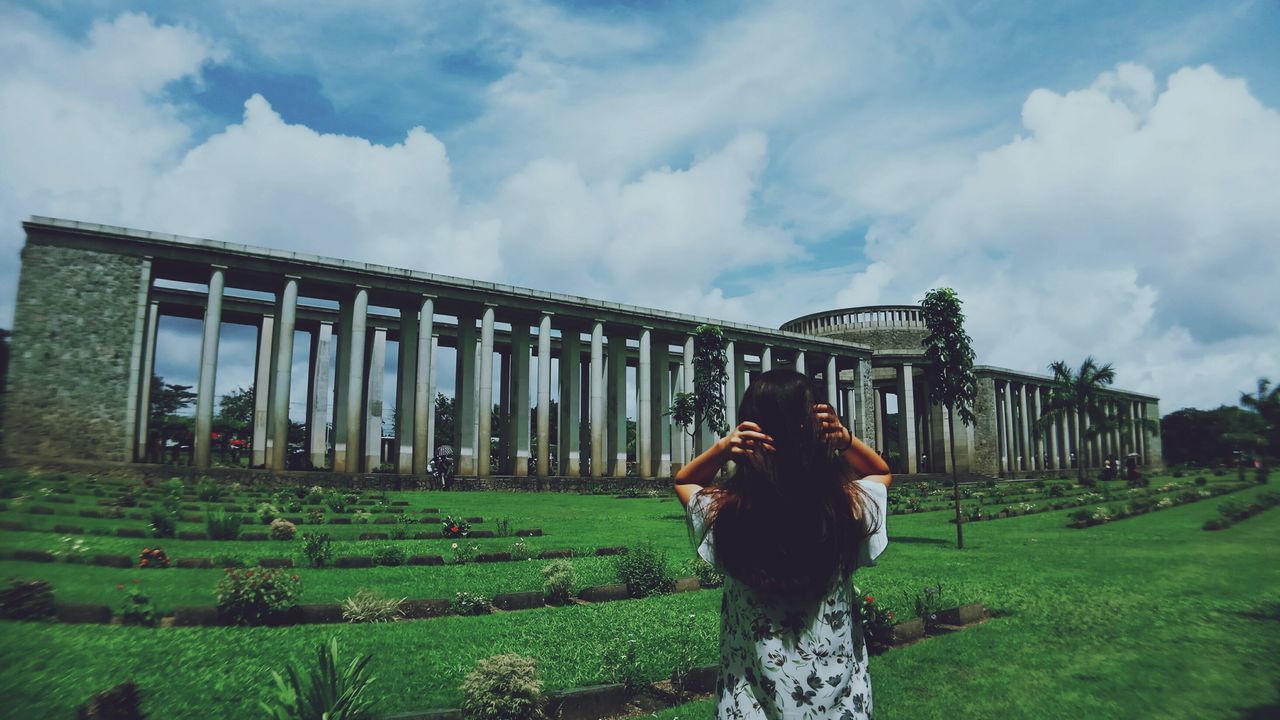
[1,473,1278,719]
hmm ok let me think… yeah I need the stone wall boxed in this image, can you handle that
[972,376,1000,476]
[824,327,929,353]
[3,244,149,461]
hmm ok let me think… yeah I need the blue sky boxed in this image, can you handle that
[2,0,1278,417]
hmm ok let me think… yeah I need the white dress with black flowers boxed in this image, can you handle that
[687,480,889,720]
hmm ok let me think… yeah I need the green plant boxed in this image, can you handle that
[603,632,644,697]
[341,588,405,623]
[270,518,298,541]
[302,532,333,568]
[614,541,673,598]
[149,508,177,538]
[116,578,157,627]
[0,578,54,620]
[308,508,326,524]
[906,581,947,633]
[258,502,282,525]
[669,613,700,704]
[206,508,242,541]
[1194,476,1207,486]
[216,567,302,625]
[450,542,479,565]
[682,557,724,589]
[138,546,170,569]
[496,517,512,537]
[443,515,471,538]
[541,560,577,604]
[196,477,222,502]
[1219,499,1251,523]
[324,491,348,514]
[459,653,544,720]
[260,637,377,720]
[856,591,896,655]
[451,592,492,616]
[373,545,406,567]
[51,535,90,563]
[353,510,373,525]
[509,538,535,561]
[213,554,246,568]
[305,486,325,505]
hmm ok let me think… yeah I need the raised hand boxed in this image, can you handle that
[723,421,775,460]
[813,403,852,451]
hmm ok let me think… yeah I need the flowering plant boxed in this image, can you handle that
[906,582,946,633]
[215,567,302,625]
[117,578,157,627]
[450,542,479,564]
[856,591,895,654]
[52,536,90,563]
[442,515,471,538]
[138,546,170,569]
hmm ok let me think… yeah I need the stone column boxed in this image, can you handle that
[825,355,838,408]
[682,335,695,458]
[558,328,582,475]
[725,341,739,433]
[309,322,333,469]
[505,322,530,476]
[732,344,748,420]
[476,305,496,476]
[425,336,439,466]
[589,321,606,477]
[334,287,368,472]
[253,314,275,467]
[1002,381,1015,475]
[896,364,917,474]
[874,387,885,453]
[761,346,773,372]
[267,276,299,471]
[1043,388,1058,471]
[135,300,159,462]
[395,305,419,475]
[536,313,553,476]
[454,309,478,475]
[194,265,225,468]
[123,257,153,462]
[651,346,673,476]
[363,327,387,472]
[638,328,653,478]
[607,330,628,476]
[672,363,686,470]
[412,297,435,475]
[795,350,806,376]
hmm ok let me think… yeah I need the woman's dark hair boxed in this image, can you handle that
[700,369,876,601]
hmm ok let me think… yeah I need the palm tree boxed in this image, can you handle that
[1037,357,1118,485]
[1240,378,1280,466]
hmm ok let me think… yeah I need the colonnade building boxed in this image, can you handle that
[3,218,1160,481]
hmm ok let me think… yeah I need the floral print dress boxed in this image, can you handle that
[687,480,889,720]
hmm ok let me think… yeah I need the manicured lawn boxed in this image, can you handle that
[1,472,1277,719]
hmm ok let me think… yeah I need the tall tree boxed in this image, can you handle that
[217,386,254,435]
[1240,378,1280,465]
[150,374,196,422]
[667,324,731,452]
[920,288,977,549]
[1036,357,1132,484]
[433,393,456,453]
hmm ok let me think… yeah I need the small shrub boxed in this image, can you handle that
[51,535,91,563]
[301,532,333,568]
[541,560,577,604]
[216,567,302,625]
[373,545,406,567]
[353,510,373,525]
[0,578,54,620]
[450,542,479,565]
[213,554,246,568]
[341,588,406,623]
[1203,518,1226,531]
[614,541,674,598]
[1218,499,1251,523]
[138,547,171,569]
[117,579,157,627]
[510,538,535,561]
[856,590,895,655]
[451,592,492,616]
[324,491,348,514]
[304,486,325,505]
[906,582,946,632]
[496,517,512,537]
[260,637,377,720]
[1258,491,1280,508]
[114,487,138,508]
[683,557,725,589]
[206,509,243,541]
[460,653,544,720]
[603,633,644,697]
[270,518,298,541]
[1194,476,1207,486]
[196,477,222,502]
[149,508,178,538]
[1212,467,1226,477]
[258,502,282,525]
[443,515,471,538]
[1048,484,1067,498]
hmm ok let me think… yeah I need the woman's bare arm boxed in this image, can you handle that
[815,404,892,488]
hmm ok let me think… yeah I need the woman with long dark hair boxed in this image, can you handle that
[676,369,891,719]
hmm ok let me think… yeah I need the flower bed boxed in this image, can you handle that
[1203,491,1280,530]
[1068,482,1253,528]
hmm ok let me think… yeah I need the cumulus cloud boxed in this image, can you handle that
[845,63,1280,408]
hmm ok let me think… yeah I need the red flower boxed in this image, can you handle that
[865,596,874,603]
[450,525,459,533]
[889,612,894,619]
[246,571,254,577]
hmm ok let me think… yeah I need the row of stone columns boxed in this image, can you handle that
[170,269,871,477]
[992,379,1151,476]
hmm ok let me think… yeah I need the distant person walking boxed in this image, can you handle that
[676,370,891,719]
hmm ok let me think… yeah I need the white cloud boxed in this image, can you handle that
[847,63,1280,409]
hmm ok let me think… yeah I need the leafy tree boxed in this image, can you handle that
[217,386,254,435]
[692,325,730,439]
[1161,406,1263,466]
[150,374,196,422]
[1036,358,1154,484]
[920,288,977,550]
[434,393,456,453]
[1240,378,1280,464]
